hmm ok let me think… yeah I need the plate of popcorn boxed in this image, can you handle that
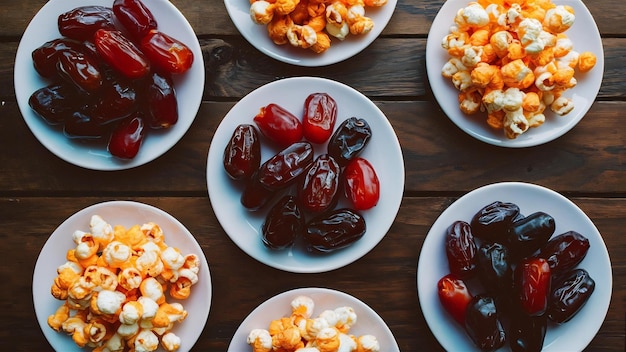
[417,182,612,351]
[207,76,404,273]
[228,287,400,351]
[32,201,212,351]
[224,0,397,66]
[14,0,204,170]
[426,0,604,147]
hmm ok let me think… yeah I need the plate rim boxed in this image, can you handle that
[206,75,405,273]
[32,200,213,352]
[14,0,205,171]
[425,0,605,148]
[223,0,398,67]
[416,181,613,351]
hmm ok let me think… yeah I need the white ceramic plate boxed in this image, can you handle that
[14,0,204,170]
[224,0,397,66]
[33,201,212,351]
[228,287,400,351]
[206,76,404,273]
[426,0,604,147]
[417,182,612,351]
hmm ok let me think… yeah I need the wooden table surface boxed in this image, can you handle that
[0,0,624,351]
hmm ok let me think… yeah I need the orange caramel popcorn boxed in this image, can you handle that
[249,0,388,53]
[441,0,598,139]
[47,215,200,352]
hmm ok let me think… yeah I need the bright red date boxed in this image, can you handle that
[343,157,380,210]
[141,30,194,74]
[254,103,303,147]
[113,0,157,40]
[303,92,337,144]
[94,29,150,79]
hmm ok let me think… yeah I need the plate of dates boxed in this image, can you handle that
[206,76,404,273]
[417,182,611,351]
[14,0,204,170]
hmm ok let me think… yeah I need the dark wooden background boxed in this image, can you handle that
[0,0,624,351]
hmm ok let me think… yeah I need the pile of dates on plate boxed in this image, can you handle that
[223,92,380,253]
[438,201,594,351]
[28,0,194,159]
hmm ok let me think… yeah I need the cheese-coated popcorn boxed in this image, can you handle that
[48,303,70,332]
[134,329,160,352]
[577,51,596,72]
[287,24,318,48]
[454,2,490,31]
[314,327,340,352]
[543,5,574,33]
[346,4,374,35]
[356,334,380,352]
[161,332,182,352]
[251,1,276,24]
[248,329,273,352]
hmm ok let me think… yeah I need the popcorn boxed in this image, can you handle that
[440,0,598,138]
[248,295,379,352]
[250,0,389,53]
[47,215,200,351]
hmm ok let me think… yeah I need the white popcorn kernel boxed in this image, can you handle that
[138,296,159,320]
[298,317,330,341]
[161,247,185,270]
[247,328,273,351]
[117,322,139,337]
[455,3,490,30]
[291,295,315,318]
[442,58,468,78]
[161,332,182,352]
[134,329,159,352]
[119,301,143,325]
[551,97,575,115]
[90,215,113,244]
[357,334,380,352]
[502,88,525,112]
[250,1,274,25]
[504,108,530,139]
[102,241,131,267]
[338,333,357,352]
[334,306,357,330]
[96,290,126,315]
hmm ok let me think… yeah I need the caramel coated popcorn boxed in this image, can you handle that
[441,0,598,139]
[249,0,388,54]
[47,215,200,352]
[247,295,380,352]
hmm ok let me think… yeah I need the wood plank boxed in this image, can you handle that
[1,100,624,194]
[3,37,625,100]
[1,196,623,351]
[0,0,624,38]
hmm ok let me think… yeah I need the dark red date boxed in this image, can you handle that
[304,208,366,252]
[113,0,158,40]
[547,268,595,323]
[516,257,551,316]
[471,201,520,242]
[32,38,84,78]
[261,195,304,249]
[241,172,277,211]
[94,29,150,79]
[302,92,337,144]
[56,49,103,93]
[28,84,85,125]
[91,74,137,125]
[464,295,506,352]
[107,114,145,159]
[298,154,340,213]
[327,117,372,166]
[63,111,110,139]
[437,274,473,325]
[537,230,590,275]
[445,220,477,278]
[258,141,314,190]
[142,72,178,129]
[58,6,116,41]
[223,124,261,181]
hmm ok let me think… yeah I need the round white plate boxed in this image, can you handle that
[425,0,604,147]
[228,287,400,351]
[14,0,204,170]
[417,182,612,351]
[224,0,397,66]
[206,76,404,273]
[33,201,212,352]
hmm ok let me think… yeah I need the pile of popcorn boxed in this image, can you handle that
[440,0,598,139]
[249,0,388,53]
[247,295,380,352]
[47,215,201,352]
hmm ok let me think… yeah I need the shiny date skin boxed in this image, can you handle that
[547,268,595,324]
[477,242,513,295]
[516,257,551,316]
[241,171,276,211]
[445,220,477,278]
[63,111,110,139]
[113,0,158,40]
[107,114,145,159]
[254,103,303,147]
[327,117,372,166]
[464,295,506,352]
[141,30,194,74]
[143,71,178,129]
[91,72,137,125]
[32,38,85,78]
[507,211,555,260]
[509,304,547,352]
[56,49,103,93]
[94,29,150,79]
[471,201,521,242]
[298,154,340,213]
[343,157,380,210]
[537,230,590,275]
[223,124,261,181]
[261,195,305,249]
[258,141,314,190]
[304,208,366,253]
[58,6,116,41]
[437,274,473,325]
[29,84,86,125]
[303,92,337,144]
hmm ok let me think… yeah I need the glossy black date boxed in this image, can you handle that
[304,208,366,253]
[547,268,595,324]
[327,117,372,166]
[261,195,304,249]
[223,124,261,181]
[471,201,520,242]
[464,295,506,352]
